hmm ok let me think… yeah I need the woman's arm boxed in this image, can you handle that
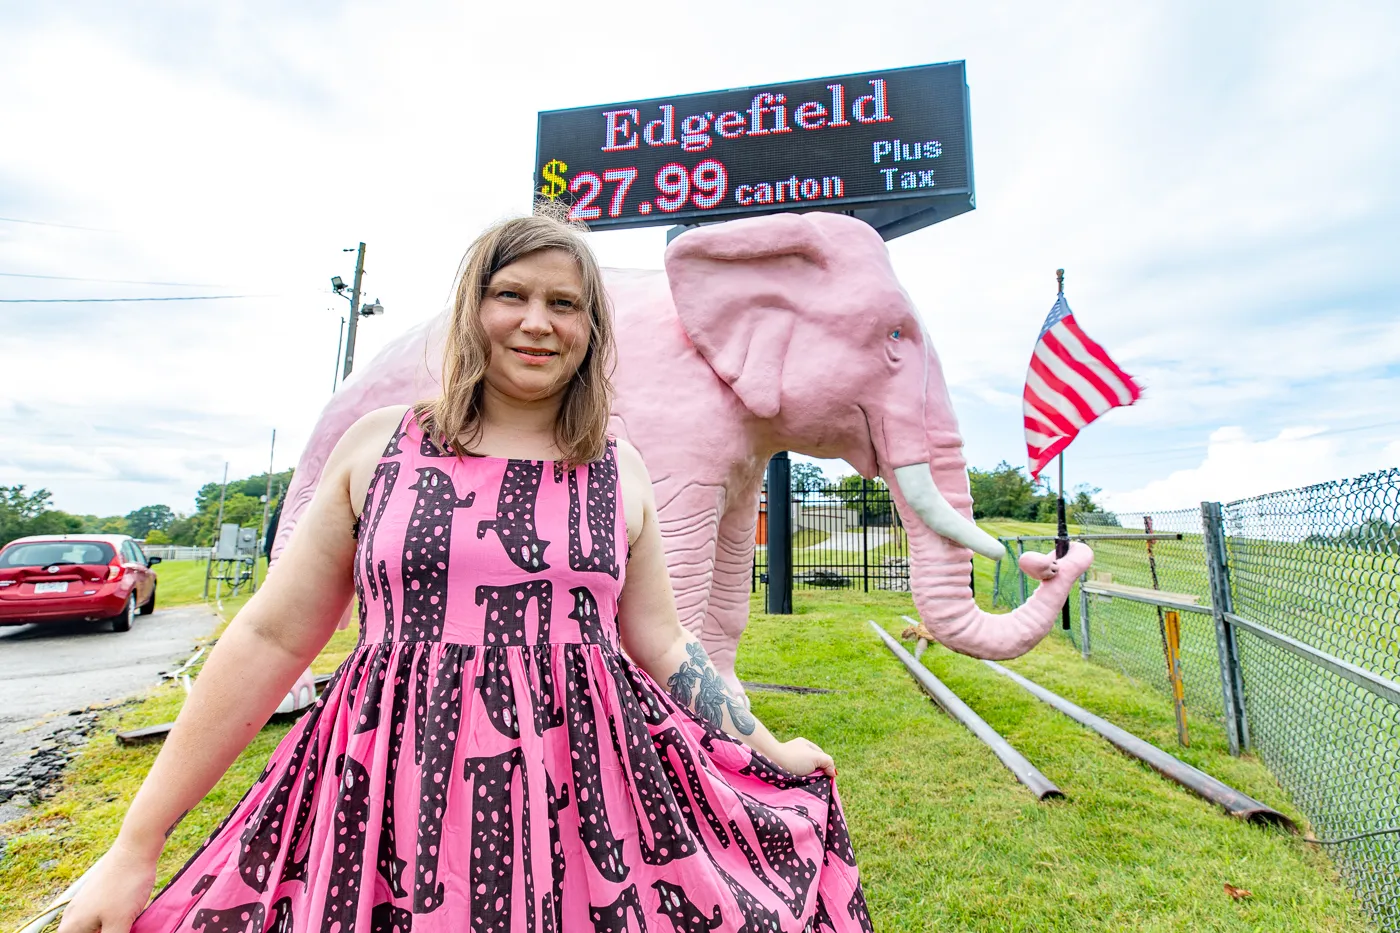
[614,442,835,778]
[57,406,407,933]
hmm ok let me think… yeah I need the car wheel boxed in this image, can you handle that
[112,594,135,632]
[139,583,157,616]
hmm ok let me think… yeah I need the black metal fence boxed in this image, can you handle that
[994,468,1400,932]
[754,480,911,595]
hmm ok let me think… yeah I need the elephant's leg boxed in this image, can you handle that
[654,481,723,649]
[703,491,761,695]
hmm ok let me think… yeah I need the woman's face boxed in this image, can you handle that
[478,248,590,403]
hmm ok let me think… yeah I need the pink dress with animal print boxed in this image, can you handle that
[133,411,871,933]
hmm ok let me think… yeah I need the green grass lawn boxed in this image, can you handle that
[0,581,1370,930]
[151,558,269,611]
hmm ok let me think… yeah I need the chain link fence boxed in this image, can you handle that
[1223,471,1400,930]
[994,467,1400,931]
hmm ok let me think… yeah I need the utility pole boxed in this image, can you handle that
[253,430,276,592]
[332,316,346,392]
[342,242,366,380]
[202,462,229,600]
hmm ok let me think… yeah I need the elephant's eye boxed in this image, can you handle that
[890,328,902,340]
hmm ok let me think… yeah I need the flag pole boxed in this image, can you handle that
[1055,269,1071,630]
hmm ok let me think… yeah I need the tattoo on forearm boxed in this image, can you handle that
[165,808,192,839]
[666,642,756,735]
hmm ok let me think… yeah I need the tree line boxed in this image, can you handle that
[6,457,1105,551]
[0,469,293,549]
[780,460,1105,523]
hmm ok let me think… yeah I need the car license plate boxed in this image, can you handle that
[34,582,69,594]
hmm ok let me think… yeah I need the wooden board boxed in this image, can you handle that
[1083,580,1201,606]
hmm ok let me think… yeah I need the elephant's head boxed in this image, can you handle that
[666,212,1091,658]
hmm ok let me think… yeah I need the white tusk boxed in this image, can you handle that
[893,464,1005,560]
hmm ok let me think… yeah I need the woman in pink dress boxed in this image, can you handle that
[60,213,871,933]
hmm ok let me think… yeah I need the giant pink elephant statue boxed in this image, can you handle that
[273,212,1091,689]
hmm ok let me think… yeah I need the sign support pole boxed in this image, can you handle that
[766,452,793,615]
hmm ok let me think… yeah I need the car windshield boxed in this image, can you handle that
[0,542,116,568]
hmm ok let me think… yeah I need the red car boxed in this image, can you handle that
[0,534,160,631]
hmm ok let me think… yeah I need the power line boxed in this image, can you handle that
[0,294,275,303]
[0,270,227,288]
[0,215,111,232]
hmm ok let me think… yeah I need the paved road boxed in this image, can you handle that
[0,605,221,803]
[805,527,900,552]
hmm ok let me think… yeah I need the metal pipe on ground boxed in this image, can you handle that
[983,660,1296,829]
[1007,533,1185,543]
[869,621,1063,801]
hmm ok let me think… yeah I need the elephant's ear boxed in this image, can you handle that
[665,214,830,419]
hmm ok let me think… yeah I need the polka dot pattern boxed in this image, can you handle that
[413,649,464,913]
[401,467,475,642]
[462,749,523,933]
[190,902,264,933]
[568,585,612,648]
[566,448,619,579]
[588,882,645,933]
[237,699,328,892]
[360,461,401,604]
[320,754,372,931]
[476,460,551,572]
[608,659,699,867]
[652,725,731,848]
[475,580,553,647]
[564,645,627,884]
[370,903,412,933]
[729,796,818,915]
[133,412,871,933]
[265,898,293,933]
[375,651,418,900]
[542,773,570,933]
[654,879,724,931]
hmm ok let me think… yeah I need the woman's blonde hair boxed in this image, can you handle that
[414,210,615,466]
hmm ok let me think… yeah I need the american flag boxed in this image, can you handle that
[1024,292,1142,481]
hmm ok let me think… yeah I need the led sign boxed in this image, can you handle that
[534,61,974,239]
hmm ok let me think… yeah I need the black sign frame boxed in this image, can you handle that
[534,61,975,240]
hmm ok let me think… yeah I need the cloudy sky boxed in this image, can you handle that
[2,0,1396,518]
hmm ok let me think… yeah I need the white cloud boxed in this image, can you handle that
[1101,425,1400,511]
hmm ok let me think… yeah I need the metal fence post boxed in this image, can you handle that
[861,479,869,593]
[1201,500,1249,755]
[766,453,792,614]
[1016,539,1029,605]
[1078,572,1091,658]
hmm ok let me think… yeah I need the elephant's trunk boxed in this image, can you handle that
[884,444,1090,660]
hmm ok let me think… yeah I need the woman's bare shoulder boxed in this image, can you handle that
[327,406,412,478]
[354,404,414,437]
[612,436,651,482]
[341,405,412,450]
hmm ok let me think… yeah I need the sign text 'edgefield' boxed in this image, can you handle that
[534,62,972,231]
